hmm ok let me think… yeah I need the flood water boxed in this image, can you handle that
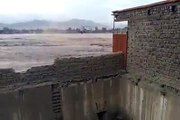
[0,33,112,72]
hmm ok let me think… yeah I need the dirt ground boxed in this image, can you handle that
[0,33,112,72]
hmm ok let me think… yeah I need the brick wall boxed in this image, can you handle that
[115,2,180,85]
[0,53,122,86]
[0,69,21,85]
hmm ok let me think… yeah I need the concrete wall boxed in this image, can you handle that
[0,85,55,120]
[61,75,180,120]
[1,71,180,120]
[117,76,180,120]
[61,77,121,120]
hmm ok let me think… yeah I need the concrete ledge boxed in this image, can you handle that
[123,72,180,97]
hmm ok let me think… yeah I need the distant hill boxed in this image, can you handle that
[0,23,6,28]
[0,19,109,30]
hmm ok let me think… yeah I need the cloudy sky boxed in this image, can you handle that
[0,0,162,23]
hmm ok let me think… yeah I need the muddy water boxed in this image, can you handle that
[0,33,112,72]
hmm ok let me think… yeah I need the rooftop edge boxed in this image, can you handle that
[113,0,180,14]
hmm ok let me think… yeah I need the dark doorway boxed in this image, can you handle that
[97,111,106,120]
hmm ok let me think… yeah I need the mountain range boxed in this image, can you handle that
[0,19,111,30]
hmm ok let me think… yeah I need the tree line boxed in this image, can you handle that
[0,27,127,34]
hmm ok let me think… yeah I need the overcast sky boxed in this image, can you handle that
[0,0,162,23]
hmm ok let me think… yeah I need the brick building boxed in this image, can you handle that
[113,0,180,88]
